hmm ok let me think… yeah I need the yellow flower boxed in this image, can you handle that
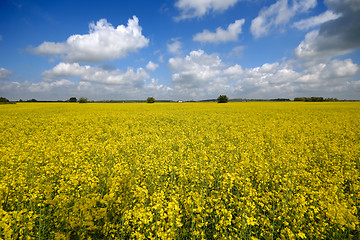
[0,102,359,239]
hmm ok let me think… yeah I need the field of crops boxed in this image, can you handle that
[0,102,359,239]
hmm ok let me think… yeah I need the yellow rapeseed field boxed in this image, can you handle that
[0,102,359,239]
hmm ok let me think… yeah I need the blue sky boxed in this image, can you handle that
[0,0,359,101]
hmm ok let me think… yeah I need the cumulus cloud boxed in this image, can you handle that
[146,61,159,71]
[193,19,245,43]
[175,0,240,20]
[238,62,299,96]
[169,50,223,88]
[0,67,12,80]
[223,64,243,77]
[167,49,359,99]
[296,59,359,85]
[42,62,149,87]
[28,79,75,92]
[293,59,360,95]
[167,38,182,55]
[168,49,244,99]
[295,0,360,61]
[142,78,173,97]
[13,62,174,100]
[33,42,69,55]
[0,78,173,101]
[32,16,149,62]
[2,53,360,100]
[84,68,149,87]
[42,62,88,81]
[232,59,359,98]
[251,0,317,38]
[293,10,341,30]
[0,81,21,99]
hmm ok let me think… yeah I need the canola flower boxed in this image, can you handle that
[0,102,359,239]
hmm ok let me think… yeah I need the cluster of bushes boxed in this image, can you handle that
[0,97,15,104]
[146,97,155,103]
[65,97,88,103]
[271,98,290,101]
[217,95,229,103]
[294,97,339,102]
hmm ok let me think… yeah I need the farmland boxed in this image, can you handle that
[0,102,359,239]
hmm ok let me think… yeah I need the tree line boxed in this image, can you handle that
[0,97,15,104]
[2,96,346,104]
[294,97,339,102]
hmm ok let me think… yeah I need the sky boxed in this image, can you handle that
[0,0,359,101]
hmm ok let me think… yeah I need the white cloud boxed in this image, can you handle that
[0,81,21,97]
[167,49,359,99]
[237,59,360,98]
[327,59,359,78]
[250,0,317,38]
[142,78,173,98]
[42,62,149,87]
[296,0,318,12]
[32,16,149,62]
[9,62,173,100]
[42,62,89,81]
[168,49,243,99]
[232,62,296,97]
[146,61,159,71]
[2,55,360,100]
[293,59,360,95]
[175,0,240,20]
[84,67,149,87]
[32,42,69,55]
[295,0,360,61]
[0,67,12,80]
[240,62,299,93]
[293,10,341,30]
[0,78,173,101]
[28,79,75,92]
[223,64,243,77]
[167,38,182,55]
[296,59,359,84]
[169,50,223,88]
[193,19,245,43]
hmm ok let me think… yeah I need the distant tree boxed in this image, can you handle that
[271,98,290,101]
[69,97,77,102]
[310,97,324,102]
[217,95,229,103]
[325,98,338,102]
[0,97,9,103]
[147,97,155,103]
[79,97,88,103]
[294,97,327,102]
[27,99,37,102]
[0,97,15,104]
